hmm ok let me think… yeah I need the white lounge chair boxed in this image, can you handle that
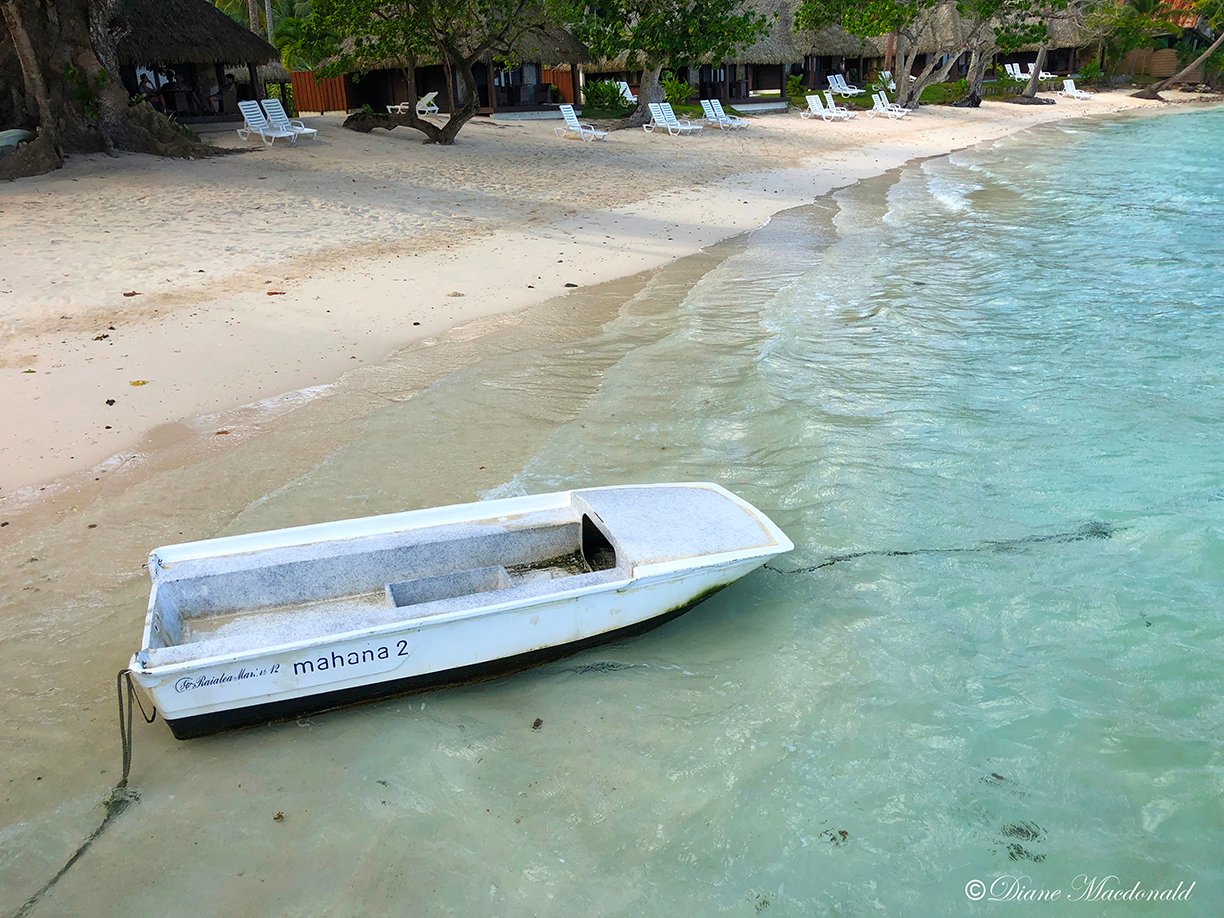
[828,74,865,97]
[386,91,440,116]
[644,102,703,135]
[617,81,637,104]
[554,103,607,141]
[701,99,747,130]
[869,92,909,119]
[260,98,318,141]
[800,94,849,122]
[822,91,858,119]
[236,99,296,145]
[711,99,747,129]
[1057,79,1091,100]
[1026,63,1056,81]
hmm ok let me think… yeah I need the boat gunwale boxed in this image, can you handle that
[148,482,760,571]
[130,544,785,679]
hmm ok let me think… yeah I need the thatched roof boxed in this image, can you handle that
[508,27,591,65]
[115,0,278,66]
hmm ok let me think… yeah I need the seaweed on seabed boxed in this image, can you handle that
[998,821,1048,862]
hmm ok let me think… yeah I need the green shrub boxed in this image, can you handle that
[583,79,631,113]
[786,73,804,98]
[660,71,694,105]
[1075,60,1103,84]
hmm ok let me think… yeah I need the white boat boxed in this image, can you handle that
[128,483,792,738]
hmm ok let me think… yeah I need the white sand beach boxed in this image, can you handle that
[0,90,1162,503]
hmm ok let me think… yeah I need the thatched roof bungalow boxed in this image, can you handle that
[690,1,878,102]
[293,27,591,116]
[114,0,279,120]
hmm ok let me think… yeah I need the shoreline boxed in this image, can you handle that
[0,91,1184,508]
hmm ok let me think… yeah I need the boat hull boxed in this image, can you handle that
[160,584,726,739]
[134,559,761,739]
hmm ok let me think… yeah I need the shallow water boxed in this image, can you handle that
[2,108,1221,915]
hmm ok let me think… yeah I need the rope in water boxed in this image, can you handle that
[10,673,156,918]
[764,521,1119,575]
[117,669,157,786]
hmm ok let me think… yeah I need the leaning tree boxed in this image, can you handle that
[1,0,207,179]
[304,0,555,144]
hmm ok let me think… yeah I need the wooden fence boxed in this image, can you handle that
[290,72,353,114]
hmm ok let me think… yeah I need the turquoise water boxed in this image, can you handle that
[469,109,1224,911]
[5,109,1221,915]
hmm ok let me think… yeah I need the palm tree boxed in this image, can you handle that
[214,0,310,39]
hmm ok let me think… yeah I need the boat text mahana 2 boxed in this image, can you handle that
[128,483,792,738]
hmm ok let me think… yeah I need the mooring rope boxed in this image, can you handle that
[9,673,156,918]
[117,669,157,787]
[764,520,1119,575]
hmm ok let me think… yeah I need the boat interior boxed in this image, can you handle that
[143,506,627,665]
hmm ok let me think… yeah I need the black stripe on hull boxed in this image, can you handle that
[164,584,729,739]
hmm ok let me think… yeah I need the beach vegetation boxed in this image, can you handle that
[582,78,634,115]
[214,0,311,39]
[559,0,771,126]
[302,0,555,144]
[660,71,696,105]
[270,10,319,72]
[1075,59,1103,82]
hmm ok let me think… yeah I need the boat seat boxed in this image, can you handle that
[386,566,511,608]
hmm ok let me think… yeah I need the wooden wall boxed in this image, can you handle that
[1123,48,1201,79]
[541,67,578,104]
[290,72,353,114]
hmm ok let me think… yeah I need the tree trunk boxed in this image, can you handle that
[626,60,664,126]
[896,38,959,107]
[1134,30,1224,99]
[264,0,273,39]
[1,0,209,179]
[893,37,919,106]
[1022,46,1048,99]
[954,45,993,108]
[246,0,259,33]
[343,50,480,145]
